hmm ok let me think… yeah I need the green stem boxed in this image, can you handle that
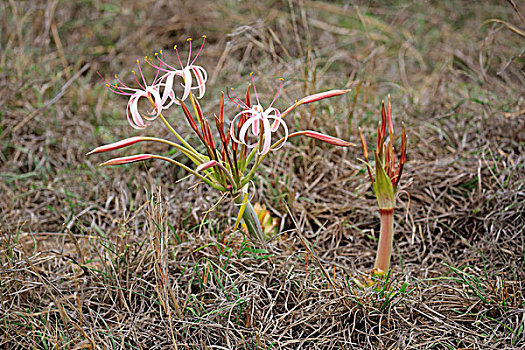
[240,153,261,187]
[235,196,265,245]
[142,137,206,165]
[374,208,394,274]
[151,155,227,192]
[158,114,206,164]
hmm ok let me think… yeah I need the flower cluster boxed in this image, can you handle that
[98,36,208,129]
[88,36,354,242]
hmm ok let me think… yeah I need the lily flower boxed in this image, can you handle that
[229,75,288,155]
[147,36,208,107]
[229,75,353,155]
[99,59,165,129]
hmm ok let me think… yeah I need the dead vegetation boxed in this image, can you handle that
[1,0,524,349]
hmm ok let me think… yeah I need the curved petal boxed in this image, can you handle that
[191,66,207,99]
[265,107,282,131]
[195,65,208,83]
[251,117,260,136]
[160,72,175,106]
[266,116,288,151]
[180,68,192,102]
[126,98,141,129]
[127,94,147,129]
[143,86,162,121]
[229,110,250,145]
[250,105,263,135]
[260,116,272,155]
[238,117,260,149]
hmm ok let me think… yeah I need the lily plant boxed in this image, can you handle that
[359,96,407,275]
[89,36,354,245]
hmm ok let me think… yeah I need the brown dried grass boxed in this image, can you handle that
[1,0,524,349]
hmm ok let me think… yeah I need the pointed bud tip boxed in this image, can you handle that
[196,160,218,172]
[304,131,355,147]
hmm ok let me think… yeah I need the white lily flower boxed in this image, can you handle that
[147,36,208,108]
[100,59,164,129]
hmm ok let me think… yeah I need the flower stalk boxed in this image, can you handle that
[375,208,394,273]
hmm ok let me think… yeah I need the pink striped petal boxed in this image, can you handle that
[160,72,177,107]
[143,86,162,120]
[127,95,147,129]
[181,68,192,101]
[260,117,272,155]
[87,137,145,155]
[191,66,207,99]
[266,116,288,151]
[100,154,154,166]
[251,118,260,135]
[238,117,259,148]
[265,108,281,132]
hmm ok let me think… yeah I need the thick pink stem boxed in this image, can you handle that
[374,208,394,273]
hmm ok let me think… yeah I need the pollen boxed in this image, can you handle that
[136,60,139,64]
[187,37,192,41]
[173,45,177,50]
[202,35,207,38]
[279,78,284,81]
[160,49,163,54]
[250,72,254,76]
[231,88,234,90]
[144,56,148,61]
[131,70,135,74]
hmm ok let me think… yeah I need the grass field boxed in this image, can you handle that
[1,0,524,349]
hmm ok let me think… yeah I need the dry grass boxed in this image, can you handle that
[1,0,524,349]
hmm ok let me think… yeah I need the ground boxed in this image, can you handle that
[1,0,524,349]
